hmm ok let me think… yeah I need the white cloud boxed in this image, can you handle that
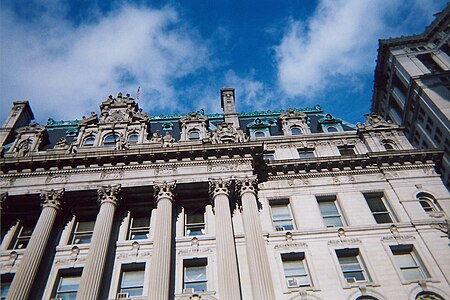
[0,3,210,123]
[275,0,447,98]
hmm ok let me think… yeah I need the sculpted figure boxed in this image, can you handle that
[162,132,174,147]
[54,137,68,149]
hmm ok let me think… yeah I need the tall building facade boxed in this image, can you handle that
[1,88,449,300]
[371,4,450,188]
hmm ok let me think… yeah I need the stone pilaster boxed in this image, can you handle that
[147,181,176,300]
[76,185,121,300]
[6,189,64,300]
[237,177,275,300]
[209,179,242,299]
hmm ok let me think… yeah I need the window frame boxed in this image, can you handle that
[335,248,370,284]
[52,269,82,300]
[363,192,396,224]
[297,148,315,159]
[9,223,34,250]
[127,133,139,144]
[188,130,201,140]
[317,195,345,228]
[389,244,430,283]
[184,208,206,236]
[269,200,295,231]
[117,264,146,298]
[281,252,311,288]
[337,145,356,156]
[82,136,96,147]
[0,274,13,300]
[290,126,302,135]
[128,214,151,240]
[70,219,95,245]
[183,258,208,293]
[102,133,119,147]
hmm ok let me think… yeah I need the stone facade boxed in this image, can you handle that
[1,89,449,300]
[371,4,450,189]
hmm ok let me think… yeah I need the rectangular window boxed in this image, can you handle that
[9,224,33,250]
[0,274,13,300]
[71,220,95,244]
[317,196,344,227]
[183,258,207,293]
[54,272,81,300]
[417,53,442,72]
[128,215,150,240]
[118,267,145,298]
[297,148,315,159]
[338,145,355,156]
[364,193,394,224]
[390,245,429,281]
[281,253,310,287]
[336,249,368,283]
[185,209,205,236]
[270,202,294,231]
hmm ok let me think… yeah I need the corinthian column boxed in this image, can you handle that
[209,179,241,299]
[76,185,121,300]
[237,177,275,299]
[147,181,176,300]
[7,189,64,300]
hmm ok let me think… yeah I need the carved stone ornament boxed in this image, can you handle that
[14,138,32,157]
[153,181,176,203]
[357,113,398,130]
[97,184,121,206]
[40,188,65,210]
[162,132,175,147]
[67,137,78,153]
[0,192,7,209]
[236,177,258,196]
[209,178,232,198]
[54,137,69,149]
[209,122,249,144]
[150,130,163,144]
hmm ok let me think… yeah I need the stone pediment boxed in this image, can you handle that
[358,113,398,130]
[97,92,148,124]
[180,112,208,124]
[279,109,308,121]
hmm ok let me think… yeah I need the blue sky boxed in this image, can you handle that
[0,0,448,125]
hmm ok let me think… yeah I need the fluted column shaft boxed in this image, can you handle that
[7,189,64,300]
[76,185,121,300]
[147,181,175,300]
[210,180,242,299]
[239,179,275,300]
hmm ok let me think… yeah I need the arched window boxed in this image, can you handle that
[291,127,302,135]
[415,291,445,300]
[383,140,396,150]
[254,131,266,138]
[103,134,118,147]
[188,130,200,140]
[417,192,440,213]
[83,136,95,147]
[127,133,139,144]
[327,126,338,132]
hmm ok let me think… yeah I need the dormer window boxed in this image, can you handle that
[103,134,119,147]
[290,127,302,135]
[127,133,139,144]
[188,130,200,140]
[83,136,95,147]
[326,127,338,132]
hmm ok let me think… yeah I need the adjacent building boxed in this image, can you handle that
[1,88,449,300]
[371,3,450,188]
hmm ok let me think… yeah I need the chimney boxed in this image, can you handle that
[220,88,240,128]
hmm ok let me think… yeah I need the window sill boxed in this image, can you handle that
[56,244,90,251]
[284,286,320,294]
[342,282,380,289]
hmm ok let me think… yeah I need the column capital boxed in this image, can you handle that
[236,176,258,197]
[40,188,64,210]
[153,181,176,204]
[209,178,232,198]
[97,184,121,206]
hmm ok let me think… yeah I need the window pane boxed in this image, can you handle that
[324,216,343,227]
[374,213,392,224]
[185,282,207,292]
[401,268,424,281]
[291,127,302,135]
[283,260,306,276]
[271,206,290,220]
[185,266,206,282]
[254,131,265,138]
[122,270,144,287]
[319,201,339,216]
[187,213,204,224]
[394,254,417,268]
[77,221,95,232]
[128,134,139,144]
[59,276,81,292]
[366,196,387,212]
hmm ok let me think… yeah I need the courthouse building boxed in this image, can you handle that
[371,3,450,188]
[0,88,449,300]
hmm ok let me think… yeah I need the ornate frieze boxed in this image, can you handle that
[209,122,248,144]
